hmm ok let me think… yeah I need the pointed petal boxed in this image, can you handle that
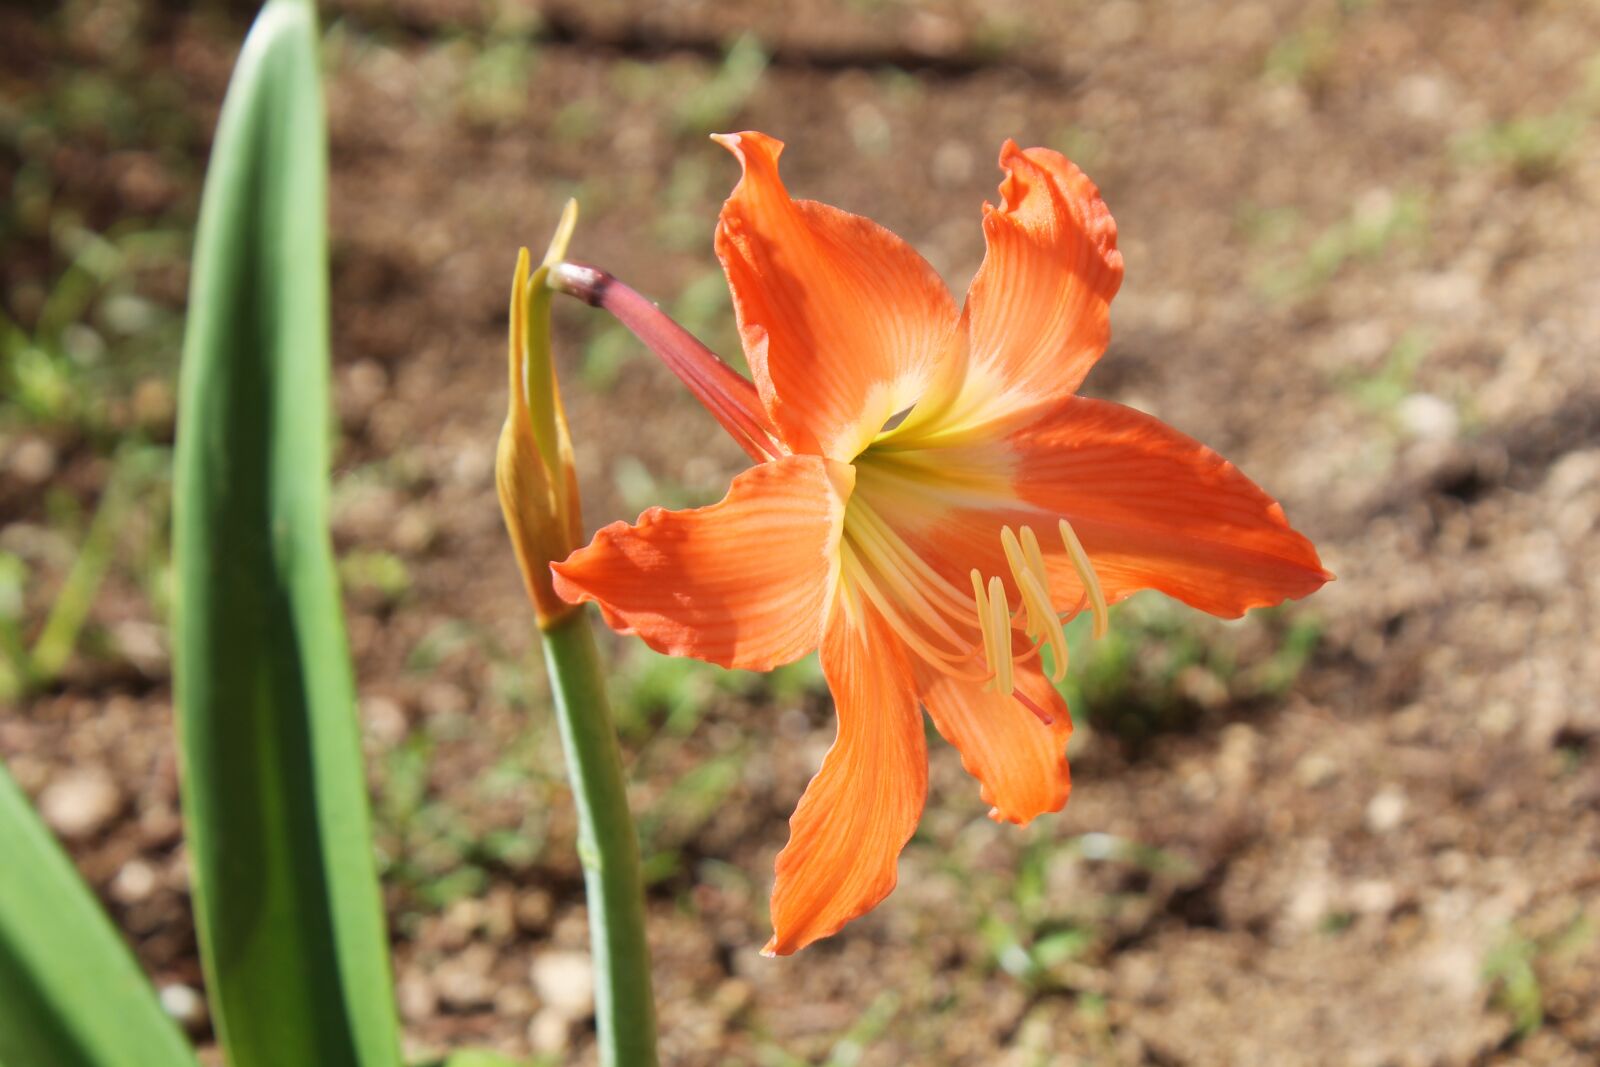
[970,143,1122,400]
[916,659,1072,825]
[551,456,854,671]
[894,143,1122,443]
[1014,397,1332,617]
[766,600,926,955]
[713,131,959,461]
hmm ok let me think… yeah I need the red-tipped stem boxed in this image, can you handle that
[551,262,782,463]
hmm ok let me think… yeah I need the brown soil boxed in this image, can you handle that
[4,1,1599,1064]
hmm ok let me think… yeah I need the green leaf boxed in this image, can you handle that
[0,761,200,1067]
[171,3,402,1067]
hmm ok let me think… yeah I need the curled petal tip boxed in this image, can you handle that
[712,129,784,170]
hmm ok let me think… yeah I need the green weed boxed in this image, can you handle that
[634,753,743,885]
[338,549,413,607]
[0,442,170,698]
[1455,110,1589,184]
[458,19,541,127]
[1252,191,1426,303]
[611,643,723,740]
[756,992,900,1067]
[1484,932,1544,1039]
[1339,330,1429,413]
[1,227,186,437]
[1053,597,1322,749]
[1484,912,1598,1041]
[1263,25,1338,89]
[373,725,551,920]
[673,34,769,136]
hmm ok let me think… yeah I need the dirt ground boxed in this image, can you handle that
[3,1,1600,1064]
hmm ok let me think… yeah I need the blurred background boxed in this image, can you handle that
[3,0,1599,1063]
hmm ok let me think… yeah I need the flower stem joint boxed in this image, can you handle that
[496,200,585,629]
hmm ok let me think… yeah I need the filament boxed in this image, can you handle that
[841,502,1112,719]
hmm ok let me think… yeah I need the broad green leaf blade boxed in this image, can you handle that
[171,3,402,1067]
[0,761,200,1067]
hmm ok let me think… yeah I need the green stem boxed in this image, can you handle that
[29,448,139,685]
[539,609,659,1067]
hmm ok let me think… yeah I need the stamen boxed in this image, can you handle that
[1058,517,1109,639]
[843,546,989,681]
[1019,526,1050,599]
[850,504,981,619]
[998,528,1034,636]
[850,510,979,653]
[970,569,999,688]
[987,575,1013,696]
[1000,526,1071,683]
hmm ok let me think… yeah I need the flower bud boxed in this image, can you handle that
[497,200,584,628]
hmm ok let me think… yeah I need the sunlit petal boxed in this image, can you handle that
[766,600,926,955]
[916,659,1073,826]
[1014,397,1331,617]
[714,131,959,460]
[551,455,854,670]
[888,143,1122,445]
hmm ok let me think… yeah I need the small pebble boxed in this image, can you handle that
[1397,393,1459,442]
[361,695,408,746]
[111,859,158,904]
[435,944,496,1011]
[1295,752,1339,789]
[1350,879,1398,915]
[530,950,595,1021]
[1365,786,1408,834]
[7,436,58,485]
[158,984,207,1031]
[396,973,438,1022]
[528,1009,570,1055]
[515,889,554,932]
[38,767,121,840]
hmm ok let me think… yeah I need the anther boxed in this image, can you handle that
[970,569,998,689]
[987,575,1013,696]
[972,521,1110,707]
[1058,517,1109,639]
[1000,525,1071,683]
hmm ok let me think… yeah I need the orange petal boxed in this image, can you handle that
[766,600,926,955]
[550,456,854,671]
[713,131,959,461]
[1014,397,1332,617]
[915,658,1072,826]
[902,144,1123,442]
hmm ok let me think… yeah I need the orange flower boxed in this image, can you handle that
[551,132,1330,955]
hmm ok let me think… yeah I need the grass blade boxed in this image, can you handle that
[171,3,402,1066]
[0,761,200,1067]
